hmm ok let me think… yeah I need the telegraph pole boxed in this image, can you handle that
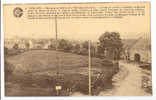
[55,15,58,51]
[88,40,91,96]
[55,15,61,77]
[55,15,59,77]
[55,15,62,96]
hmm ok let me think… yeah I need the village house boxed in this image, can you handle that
[5,38,28,49]
[124,37,151,63]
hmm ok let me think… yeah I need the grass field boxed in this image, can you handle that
[5,50,118,96]
[7,50,102,74]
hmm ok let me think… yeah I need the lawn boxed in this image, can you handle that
[5,50,118,96]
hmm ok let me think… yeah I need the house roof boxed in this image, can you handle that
[123,38,151,51]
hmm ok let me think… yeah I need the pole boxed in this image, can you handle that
[88,40,91,96]
[55,15,58,51]
[55,15,60,76]
[57,90,59,96]
[55,15,60,96]
[55,15,59,76]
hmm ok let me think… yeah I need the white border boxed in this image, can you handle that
[1,0,156,100]
[2,0,151,4]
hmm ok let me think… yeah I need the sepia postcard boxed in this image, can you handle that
[3,2,152,96]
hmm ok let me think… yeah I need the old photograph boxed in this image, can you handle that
[3,2,152,96]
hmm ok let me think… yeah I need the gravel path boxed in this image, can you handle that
[99,61,152,96]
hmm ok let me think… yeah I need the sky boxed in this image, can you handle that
[3,3,150,41]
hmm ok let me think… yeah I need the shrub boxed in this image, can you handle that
[101,59,114,67]
[13,43,19,50]
[48,44,55,50]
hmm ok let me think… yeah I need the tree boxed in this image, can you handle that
[73,43,81,53]
[13,43,19,50]
[75,43,80,50]
[25,42,30,49]
[58,39,68,50]
[64,42,73,52]
[48,44,55,50]
[80,41,97,56]
[58,39,73,52]
[82,41,89,49]
[90,45,96,56]
[79,41,89,55]
[99,31,123,60]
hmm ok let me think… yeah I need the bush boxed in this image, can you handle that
[64,43,73,52]
[48,44,55,50]
[13,43,19,50]
[139,63,151,71]
[79,48,88,55]
[101,59,114,67]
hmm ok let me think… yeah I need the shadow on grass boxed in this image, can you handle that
[6,66,118,96]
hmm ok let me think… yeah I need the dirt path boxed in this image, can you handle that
[99,61,151,96]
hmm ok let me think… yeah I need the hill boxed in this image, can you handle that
[5,50,118,96]
[7,50,102,75]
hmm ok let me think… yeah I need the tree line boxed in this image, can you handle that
[5,31,123,60]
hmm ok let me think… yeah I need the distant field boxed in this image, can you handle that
[5,50,118,96]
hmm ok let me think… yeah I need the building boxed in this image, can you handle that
[5,38,28,49]
[124,37,151,63]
